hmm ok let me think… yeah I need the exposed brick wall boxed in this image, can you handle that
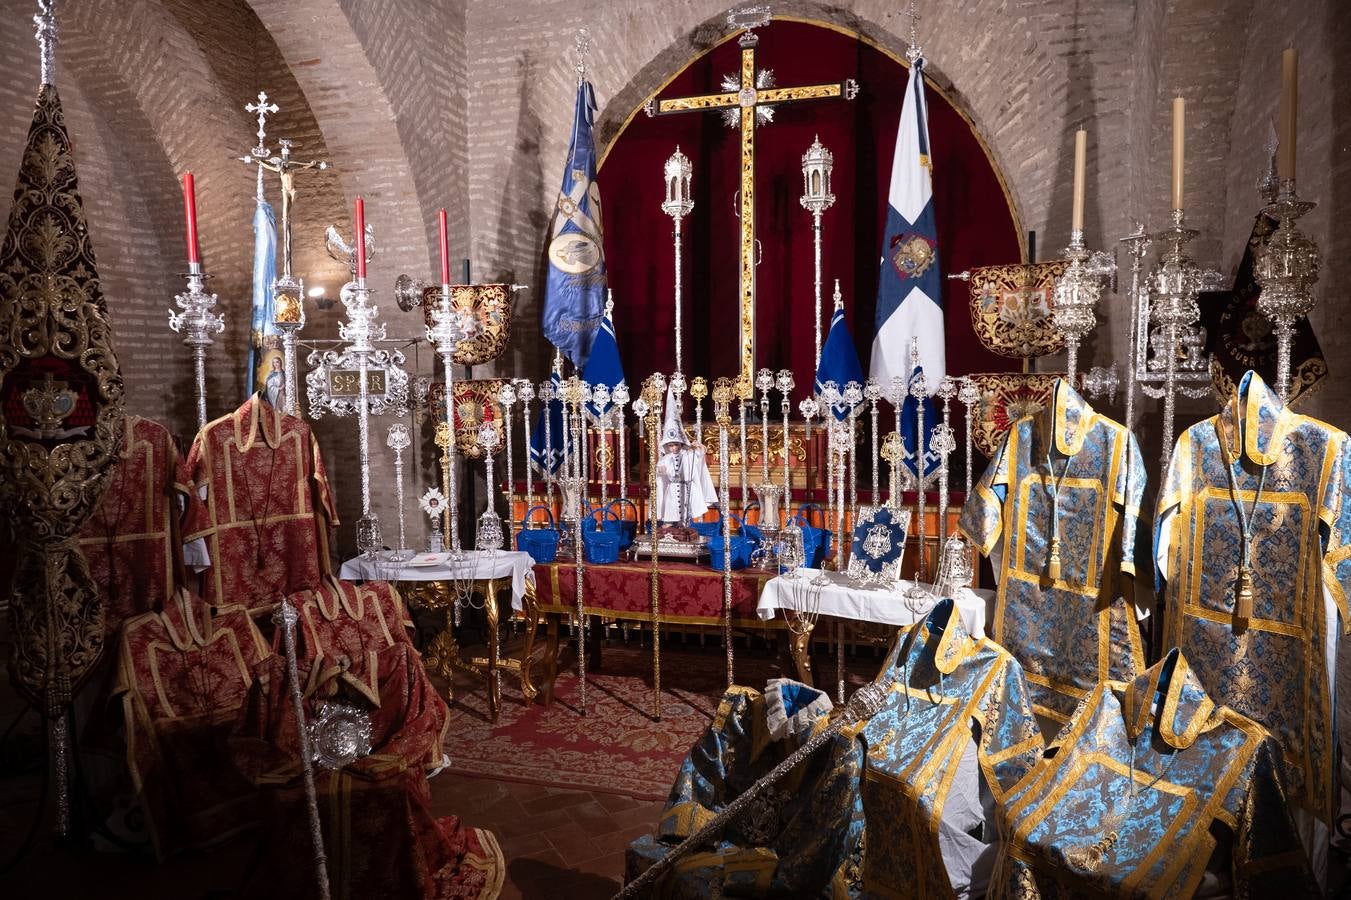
[1,0,1348,615]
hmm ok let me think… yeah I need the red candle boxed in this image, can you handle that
[182,172,200,265]
[438,208,451,286]
[354,196,366,280]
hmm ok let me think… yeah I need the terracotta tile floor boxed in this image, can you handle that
[430,772,663,899]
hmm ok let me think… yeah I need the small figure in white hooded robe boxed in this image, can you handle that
[655,384,718,526]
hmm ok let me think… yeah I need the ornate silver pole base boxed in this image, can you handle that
[50,713,71,837]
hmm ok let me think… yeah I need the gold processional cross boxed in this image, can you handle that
[644,8,858,386]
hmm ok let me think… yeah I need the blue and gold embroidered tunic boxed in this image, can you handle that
[990,649,1313,898]
[1156,370,1351,826]
[959,379,1146,722]
[626,682,866,898]
[860,598,1043,899]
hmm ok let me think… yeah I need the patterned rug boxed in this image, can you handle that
[441,644,784,800]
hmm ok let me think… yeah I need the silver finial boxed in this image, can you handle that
[246,91,279,160]
[574,28,592,83]
[34,0,57,86]
[904,0,923,65]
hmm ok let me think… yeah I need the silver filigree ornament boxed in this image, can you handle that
[1254,185,1319,402]
[476,423,504,552]
[308,701,373,770]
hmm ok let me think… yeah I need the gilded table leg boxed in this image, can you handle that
[785,612,814,686]
[486,580,501,723]
[518,585,540,705]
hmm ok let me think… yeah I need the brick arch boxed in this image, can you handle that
[242,0,430,285]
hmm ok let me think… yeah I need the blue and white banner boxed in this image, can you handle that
[814,302,865,421]
[581,300,627,421]
[870,57,944,391]
[247,200,278,396]
[529,371,569,478]
[542,79,608,370]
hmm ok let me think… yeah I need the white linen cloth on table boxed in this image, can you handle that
[756,568,994,638]
[338,549,536,613]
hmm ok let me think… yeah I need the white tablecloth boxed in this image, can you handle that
[757,568,994,638]
[338,550,536,612]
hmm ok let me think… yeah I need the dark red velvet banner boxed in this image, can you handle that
[598,19,1023,397]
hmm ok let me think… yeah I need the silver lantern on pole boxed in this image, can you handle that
[662,147,694,375]
[800,136,836,370]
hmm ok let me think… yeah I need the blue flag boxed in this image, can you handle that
[814,299,864,421]
[581,299,627,420]
[247,200,278,396]
[529,371,569,478]
[870,58,943,480]
[542,79,607,370]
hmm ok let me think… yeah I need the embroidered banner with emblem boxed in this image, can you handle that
[542,79,607,369]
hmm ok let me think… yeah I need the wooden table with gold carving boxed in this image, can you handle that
[339,550,541,722]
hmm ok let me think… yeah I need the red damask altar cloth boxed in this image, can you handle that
[184,393,337,611]
[533,561,775,624]
[78,416,185,632]
[115,590,272,858]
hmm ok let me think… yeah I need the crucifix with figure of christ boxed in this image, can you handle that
[644,7,858,386]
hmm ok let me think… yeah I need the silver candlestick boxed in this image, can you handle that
[476,423,504,552]
[516,379,536,515]
[958,377,980,496]
[386,423,412,560]
[1255,179,1319,402]
[1053,229,1104,385]
[662,147,694,375]
[168,262,225,430]
[428,284,475,554]
[592,384,611,510]
[498,383,517,546]
[798,396,819,501]
[776,369,794,502]
[934,377,959,544]
[1148,209,1205,469]
[340,268,386,559]
[538,377,557,507]
[800,136,836,369]
[909,354,930,581]
[757,368,774,486]
[690,377,708,449]
[843,381,863,538]
[818,381,841,541]
[864,380,881,505]
[613,383,631,509]
[1119,224,1151,429]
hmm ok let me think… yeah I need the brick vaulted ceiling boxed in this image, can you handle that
[0,0,1346,438]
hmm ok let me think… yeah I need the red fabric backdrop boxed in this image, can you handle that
[598,19,1023,397]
